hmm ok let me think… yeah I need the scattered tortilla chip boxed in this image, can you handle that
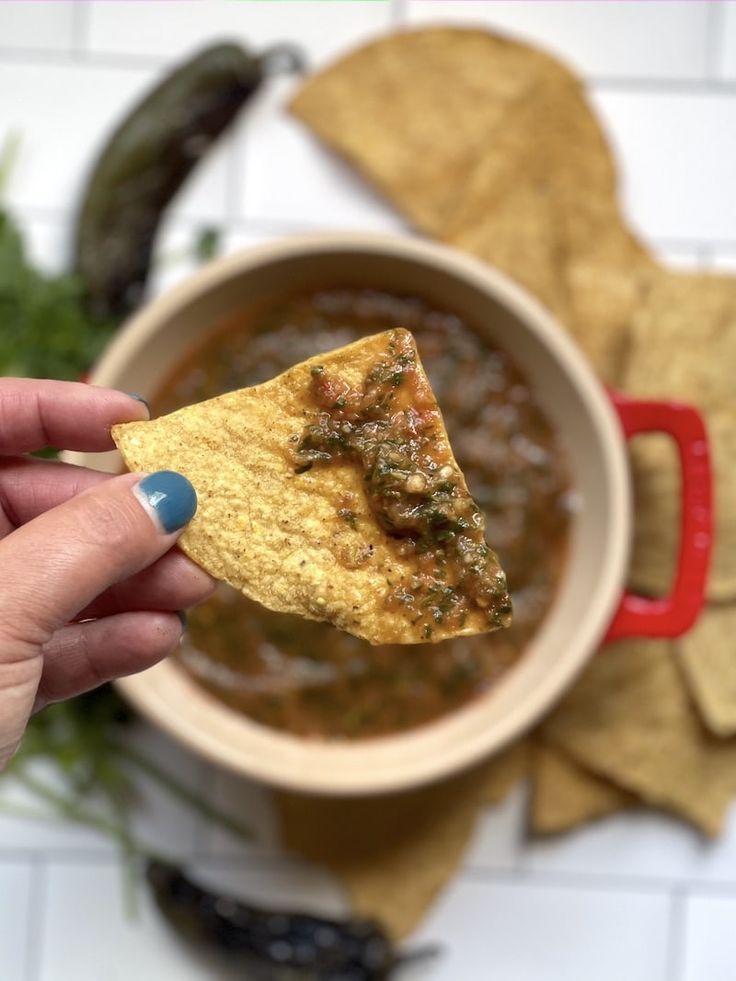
[677,606,736,737]
[565,246,657,385]
[291,26,655,385]
[113,329,511,645]
[447,151,570,323]
[622,270,736,598]
[443,70,616,250]
[530,742,633,835]
[290,28,582,236]
[542,639,736,836]
[444,73,618,236]
[443,70,653,381]
[625,271,736,411]
[627,433,681,599]
[627,410,735,601]
[276,746,527,940]
[480,738,530,804]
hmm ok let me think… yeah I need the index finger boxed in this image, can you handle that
[0,378,150,454]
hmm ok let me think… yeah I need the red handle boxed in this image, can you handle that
[605,390,712,642]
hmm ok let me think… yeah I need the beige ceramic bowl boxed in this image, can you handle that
[74,233,709,795]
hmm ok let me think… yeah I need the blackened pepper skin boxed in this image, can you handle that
[146,861,437,980]
[74,41,304,320]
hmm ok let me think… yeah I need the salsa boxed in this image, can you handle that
[155,288,572,739]
[293,329,511,638]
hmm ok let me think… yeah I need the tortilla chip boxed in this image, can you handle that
[447,156,570,323]
[627,433,681,599]
[565,246,657,385]
[622,271,736,598]
[480,738,530,804]
[290,28,581,236]
[443,69,617,245]
[677,606,736,737]
[625,271,736,411]
[443,67,654,380]
[276,747,527,940]
[113,329,510,645]
[530,742,633,835]
[291,26,654,384]
[627,409,735,601]
[542,639,736,836]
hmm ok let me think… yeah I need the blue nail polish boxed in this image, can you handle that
[137,471,197,533]
[126,392,151,412]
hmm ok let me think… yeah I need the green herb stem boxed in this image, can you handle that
[13,770,139,850]
[114,742,254,845]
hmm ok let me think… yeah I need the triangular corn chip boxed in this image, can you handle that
[276,744,528,940]
[542,640,736,836]
[677,606,736,737]
[530,742,634,835]
[113,329,511,645]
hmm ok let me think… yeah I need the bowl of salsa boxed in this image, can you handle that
[75,233,710,793]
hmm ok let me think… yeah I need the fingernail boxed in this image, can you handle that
[126,392,150,414]
[176,610,188,635]
[134,471,197,534]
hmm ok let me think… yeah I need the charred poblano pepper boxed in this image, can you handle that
[146,861,438,980]
[74,41,304,321]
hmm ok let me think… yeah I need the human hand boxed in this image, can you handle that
[0,378,215,768]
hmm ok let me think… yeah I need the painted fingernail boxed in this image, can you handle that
[134,470,197,534]
[126,392,150,413]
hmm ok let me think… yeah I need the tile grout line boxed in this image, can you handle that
[15,203,736,261]
[461,865,674,898]
[664,887,688,981]
[12,203,412,238]
[705,0,726,82]
[225,120,246,235]
[13,845,736,900]
[69,0,90,58]
[191,763,217,859]
[24,857,47,981]
[0,46,165,71]
[0,848,116,862]
[459,864,736,899]
[696,242,714,266]
[591,76,736,95]
[508,784,531,874]
[4,43,736,95]
[390,0,409,27]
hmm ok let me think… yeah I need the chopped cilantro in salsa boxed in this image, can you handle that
[292,329,512,636]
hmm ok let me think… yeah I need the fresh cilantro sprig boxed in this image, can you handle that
[0,207,116,381]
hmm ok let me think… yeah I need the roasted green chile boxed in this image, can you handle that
[74,41,304,320]
[146,861,438,980]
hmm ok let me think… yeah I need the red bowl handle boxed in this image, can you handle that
[604,389,712,642]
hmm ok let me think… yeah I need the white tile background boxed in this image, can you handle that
[2,2,736,979]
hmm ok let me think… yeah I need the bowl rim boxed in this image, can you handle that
[87,231,631,794]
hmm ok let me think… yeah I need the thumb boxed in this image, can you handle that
[0,470,197,766]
